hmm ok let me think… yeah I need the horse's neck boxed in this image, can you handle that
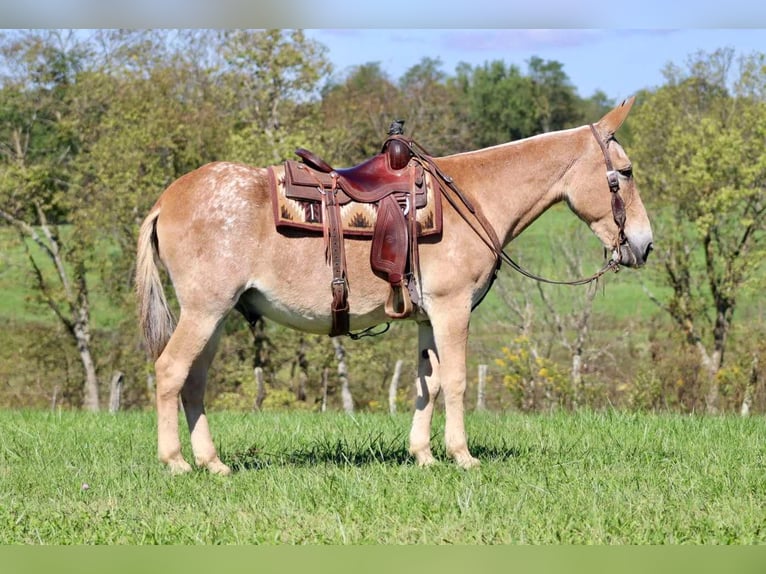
[441,129,581,246]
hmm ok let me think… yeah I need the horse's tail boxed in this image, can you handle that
[135,205,175,361]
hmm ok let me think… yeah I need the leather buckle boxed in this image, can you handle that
[606,170,620,193]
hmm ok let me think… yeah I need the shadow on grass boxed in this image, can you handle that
[226,434,528,472]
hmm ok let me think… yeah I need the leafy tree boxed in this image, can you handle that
[0,30,102,409]
[397,57,471,155]
[455,60,536,147]
[218,29,332,165]
[631,48,766,412]
[526,56,580,133]
[319,62,403,164]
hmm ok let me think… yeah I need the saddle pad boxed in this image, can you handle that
[268,164,443,238]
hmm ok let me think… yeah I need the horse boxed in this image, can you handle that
[136,96,653,475]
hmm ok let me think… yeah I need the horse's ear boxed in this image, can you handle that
[595,96,636,138]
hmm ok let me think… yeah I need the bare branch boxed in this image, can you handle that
[33,200,74,303]
[0,207,57,262]
[641,282,671,315]
[18,230,74,333]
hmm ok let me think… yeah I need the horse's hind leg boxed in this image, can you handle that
[181,325,230,475]
[154,311,224,475]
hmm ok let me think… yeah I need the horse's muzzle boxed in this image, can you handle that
[620,236,653,267]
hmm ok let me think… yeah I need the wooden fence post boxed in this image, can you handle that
[332,337,354,413]
[389,359,404,414]
[253,366,266,410]
[108,371,124,413]
[741,355,759,417]
[321,367,329,413]
[477,364,487,411]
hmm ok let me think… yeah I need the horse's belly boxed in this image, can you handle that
[237,286,391,335]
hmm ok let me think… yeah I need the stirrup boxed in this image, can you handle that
[384,280,413,319]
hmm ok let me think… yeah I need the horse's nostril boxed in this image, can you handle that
[644,242,654,260]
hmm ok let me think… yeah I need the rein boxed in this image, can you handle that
[403,126,626,287]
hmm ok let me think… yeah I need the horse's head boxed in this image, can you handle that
[566,97,653,268]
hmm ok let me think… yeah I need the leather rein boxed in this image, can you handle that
[403,125,628,287]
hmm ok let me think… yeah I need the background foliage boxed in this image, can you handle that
[1,30,764,414]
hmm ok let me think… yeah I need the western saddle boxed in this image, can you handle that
[276,121,443,337]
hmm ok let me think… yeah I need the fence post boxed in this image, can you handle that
[332,337,354,413]
[321,367,329,413]
[254,366,266,411]
[389,359,404,414]
[108,371,124,413]
[477,364,487,411]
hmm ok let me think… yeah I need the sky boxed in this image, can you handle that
[2,1,764,103]
[305,29,766,102]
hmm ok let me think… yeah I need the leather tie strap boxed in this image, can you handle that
[325,173,350,336]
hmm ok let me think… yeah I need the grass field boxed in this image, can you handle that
[1,409,765,544]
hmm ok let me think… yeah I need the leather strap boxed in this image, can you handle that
[323,174,349,336]
[589,124,627,247]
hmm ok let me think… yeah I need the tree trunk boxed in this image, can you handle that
[332,337,354,413]
[388,359,403,414]
[293,337,308,402]
[249,317,271,369]
[75,322,100,412]
[571,353,583,407]
[1,205,102,411]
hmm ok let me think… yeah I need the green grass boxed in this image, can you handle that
[1,409,765,544]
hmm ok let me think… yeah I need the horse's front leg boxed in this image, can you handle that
[408,321,441,466]
[432,305,479,469]
[408,306,479,469]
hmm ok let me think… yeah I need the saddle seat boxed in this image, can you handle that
[295,136,415,203]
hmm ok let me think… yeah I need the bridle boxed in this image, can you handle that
[589,124,628,251]
[405,124,629,287]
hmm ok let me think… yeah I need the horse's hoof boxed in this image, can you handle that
[206,459,232,476]
[417,454,438,467]
[167,458,193,475]
[454,453,481,470]
[410,447,437,467]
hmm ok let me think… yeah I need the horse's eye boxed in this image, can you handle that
[618,167,633,178]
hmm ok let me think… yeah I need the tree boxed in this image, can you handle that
[526,56,580,133]
[320,62,403,164]
[493,227,606,411]
[397,57,471,155]
[218,29,332,165]
[631,48,766,412]
[0,30,103,410]
[455,60,536,147]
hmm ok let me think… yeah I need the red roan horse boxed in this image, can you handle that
[136,97,652,474]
